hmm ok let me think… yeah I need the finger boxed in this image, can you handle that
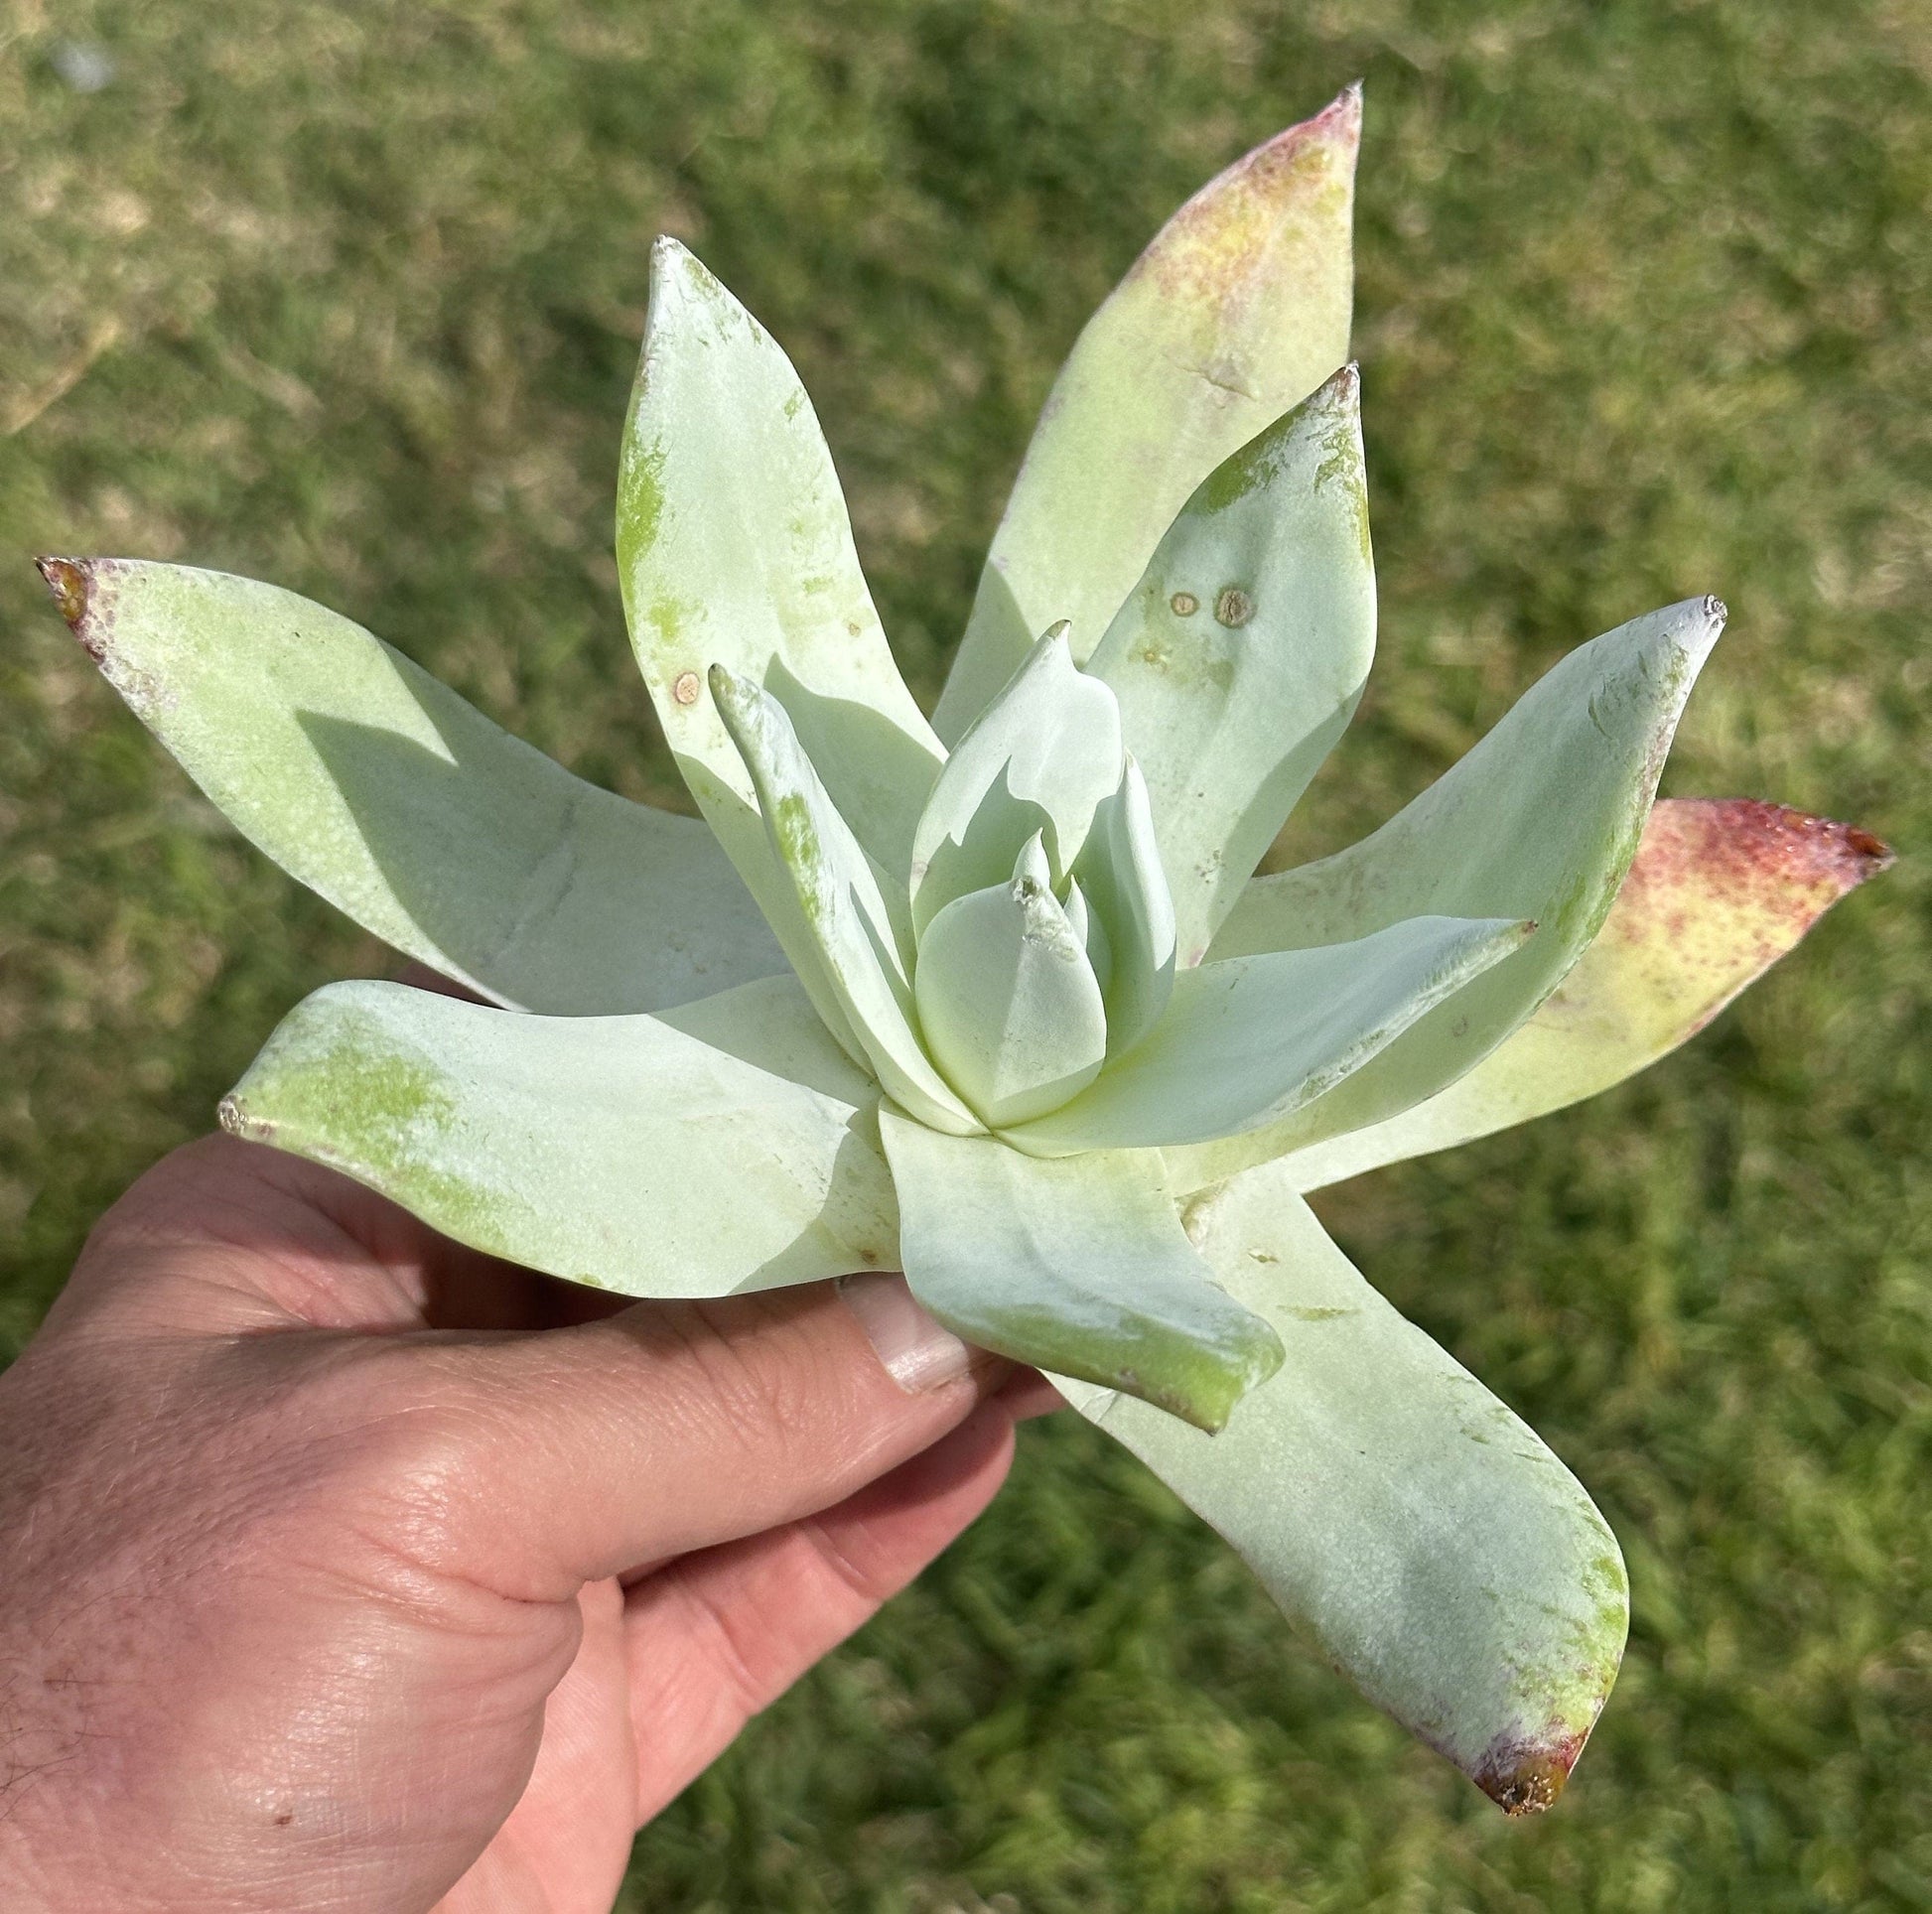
[393,1272,1011,1598]
[439,1578,637,1914]
[622,1403,1015,1820]
[996,1367,1066,1421]
[58,1132,634,1339]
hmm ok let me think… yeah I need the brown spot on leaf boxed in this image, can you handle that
[671,669,702,706]
[1844,826,1893,866]
[1170,591,1199,616]
[1213,587,1254,627]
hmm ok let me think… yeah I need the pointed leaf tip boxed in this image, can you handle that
[1845,826,1896,874]
[1228,797,1892,1195]
[935,85,1360,741]
[1615,796,1893,930]
[1677,594,1727,675]
[35,555,93,640]
[1472,1726,1587,1816]
[706,658,744,712]
[1182,90,1359,209]
[646,231,700,290]
[644,235,735,334]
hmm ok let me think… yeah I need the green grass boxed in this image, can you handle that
[3,1,1927,1906]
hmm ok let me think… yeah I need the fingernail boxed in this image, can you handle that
[840,1272,974,1393]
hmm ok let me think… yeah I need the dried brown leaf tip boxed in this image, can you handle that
[1472,1728,1586,1817]
[1629,797,1894,926]
[35,555,92,637]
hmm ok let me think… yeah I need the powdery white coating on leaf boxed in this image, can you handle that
[617,236,942,926]
[1054,1160,1626,1810]
[1195,597,1726,1178]
[1245,797,1894,1192]
[223,980,900,1296]
[880,1110,1281,1431]
[1071,755,1176,1055]
[709,667,977,1135]
[35,557,786,1016]
[1059,875,1114,997]
[912,839,1110,1128]
[1003,912,1529,1156]
[655,971,883,1109]
[1086,364,1376,963]
[934,84,1360,741]
[909,623,1125,938]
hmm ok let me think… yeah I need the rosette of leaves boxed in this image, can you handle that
[37,85,1890,1813]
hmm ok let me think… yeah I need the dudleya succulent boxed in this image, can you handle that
[37,84,1890,1813]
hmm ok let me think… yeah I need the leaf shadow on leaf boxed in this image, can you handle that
[298,694,780,1016]
[935,554,1038,745]
[763,655,941,882]
[915,759,1054,936]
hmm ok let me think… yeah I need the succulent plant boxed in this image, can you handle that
[36,83,1890,1815]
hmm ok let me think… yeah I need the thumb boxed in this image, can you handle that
[379,1274,1010,1597]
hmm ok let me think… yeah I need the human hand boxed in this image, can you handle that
[0,1128,1048,1913]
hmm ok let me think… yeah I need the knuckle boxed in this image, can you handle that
[663,1296,860,1462]
[795,1514,897,1612]
[247,1340,504,1587]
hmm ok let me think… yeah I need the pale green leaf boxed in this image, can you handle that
[617,237,943,914]
[34,558,783,1015]
[934,86,1360,741]
[711,666,978,1135]
[912,835,1110,1127]
[1071,755,1176,1055]
[1002,914,1528,1157]
[1233,796,1895,1193]
[1196,597,1727,1178]
[1058,1161,1627,1814]
[879,1111,1281,1433]
[657,971,885,1107]
[1086,365,1375,964]
[908,623,1123,938]
[1060,876,1114,997]
[220,977,898,1297]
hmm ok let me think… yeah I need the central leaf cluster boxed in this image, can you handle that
[904,626,1175,1127]
[713,624,1176,1136]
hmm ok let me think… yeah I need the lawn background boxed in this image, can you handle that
[2,1,1927,1907]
